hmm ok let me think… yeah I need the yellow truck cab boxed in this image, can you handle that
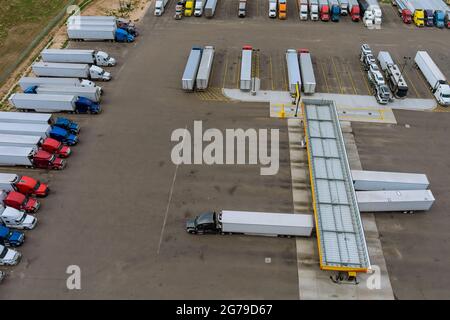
[413,9,425,27]
[185,0,194,16]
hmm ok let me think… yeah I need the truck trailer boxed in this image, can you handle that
[0,123,51,139]
[0,112,51,125]
[182,47,203,91]
[0,134,70,158]
[41,49,116,67]
[196,46,215,90]
[9,93,101,114]
[67,26,134,42]
[205,0,218,18]
[356,190,435,212]
[186,210,314,237]
[29,85,102,103]
[0,173,49,197]
[415,51,450,106]
[240,46,253,91]
[299,49,316,94]
[19,77,98,91]
[352,170,429,191]
[32,62,111,81]
[286,49,302,95]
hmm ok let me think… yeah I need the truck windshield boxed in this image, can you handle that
[0,247,8,259]
[33,181,41,191]
[17,213,27,223]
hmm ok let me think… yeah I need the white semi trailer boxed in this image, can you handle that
[196,46,215,91]
[186,210,314,237]
[19,77,98,91]
[286,49,301,95]
[32,62,111,81]
[240,46,253,91]
[299,49,316,94]
[352,170,430,191]
[41,49,116,67]
[33,86,102,102]
[357,190,435,212]
[0,112,52,125]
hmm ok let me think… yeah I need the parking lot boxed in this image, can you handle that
[0,1,450,299]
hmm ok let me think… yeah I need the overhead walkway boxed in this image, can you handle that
[302,99,370,273]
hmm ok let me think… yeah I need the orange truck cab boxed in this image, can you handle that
[278,0,287,19]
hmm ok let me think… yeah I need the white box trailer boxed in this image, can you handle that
[19,77,98,91]
[286,49,301,95]
[68,15,116,23]
[377,51,394,72]
[0,134,42,148]
[182,47,203,91]
[8,93,77,113]
[204,0,218,18]
[415,51,450,106]
[67,26,116,41]
[196,46,215,91]
[0,123,51,139]
[0,112,52,125]
[240,47,253,91]
[357,190,435,212]
[352,170,430,191]
[41,49,116,67]
[299,50,316,94]
[32,62,111,81]
[0,146,36,167]
[0,173,20,192]
[35,86,101,102]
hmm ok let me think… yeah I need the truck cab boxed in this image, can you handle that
[95,51,116,66]
[0,206,37,230]
[194,0,204,16]
[320,5,330,21]
[0,244,21,266]
[413,10,425,27]
[434,10,445,28]
[278,0,287,19]
[300,3,309,20]
[115,28,135,43]
[238,1,247,17]
[400,9,412,24]
[433,81,450,106]
[185,0,194,16]
[350,4,360,21]
[424,9,434,26]
[49,127,78,146]
[331,5,341,21]
[375,85,391,105]
[54,117,80,134]
[75,96,101,114]
[310,4,319,20]
[0,226,24,247]
[269,1,277,18]
[89,65,111,81]
[1,191,40,213]
[41,138,71,158]
[15,176,49,197]
[186,211,220,234]
[32,150,66,170]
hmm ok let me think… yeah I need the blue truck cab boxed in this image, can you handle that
[49,126,78,146]
[331,5,341,22]
[115,29,135,43]
[424,9,434,26]
[0,226,25,247]
[434,10,445,28]
[54,117,80,134]
[75,97,101,114]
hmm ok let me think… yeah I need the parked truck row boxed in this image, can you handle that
[285,48,317,95]
[393,0,450,28]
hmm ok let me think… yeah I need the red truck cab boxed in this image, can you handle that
[402,9,412,24]
[3,191,40,213]
[33,150,66,170]
[41,138,71,158]
[320,5,330,21]
[350,5,360,21]
[16,176,49,197]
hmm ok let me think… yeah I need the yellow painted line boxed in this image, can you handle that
[269,55,275,91]
[319,60,330,93]
[346,63,358,95]
[222,54,228,89]
[332,57,344,94]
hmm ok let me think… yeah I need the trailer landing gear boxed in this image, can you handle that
[330,272,359,285]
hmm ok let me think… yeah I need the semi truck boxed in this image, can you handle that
[0,146,66,170]
[240,46,253,91]
[0,173,49,197]
[0,226,24,247]
[196,46,215,90]
[319,0,330,20]
[194,0,206,16]
[415,51,450,106]
[238,0,247,17]
[329,0,341,21]
[357,190,435,212]
[0,244,21,266]
[309,0,320,20]
[299,49,316,94]
[186,210,314,237]
[49,127,78,146]
[0,205,37,230]
[0,134,71,158]
[0,190,40,214]
[185,0,195,16]
[67,15,138,35]
[404,0,425,26]
[0,123,51,139]
[182,47,203,91]
[339,0,349,14]
[175,1,184,19]
[278,0,287,19]
[286,49,302,95]
[19,77,98,91]
[41,49,116,67]
[9,93,101,114]
[67,26,134,42]
[204,0,218,18]
[377,51,408,98]
[352,170,429,191]
[26,85,102,103]
[299,0,309,20]
[393,0,412,24]
[269,0,278,18]
[154,0,169,15]
[348,0,361,21]
[32,62,111,81]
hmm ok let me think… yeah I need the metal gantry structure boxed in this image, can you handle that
[302,99,371,273]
